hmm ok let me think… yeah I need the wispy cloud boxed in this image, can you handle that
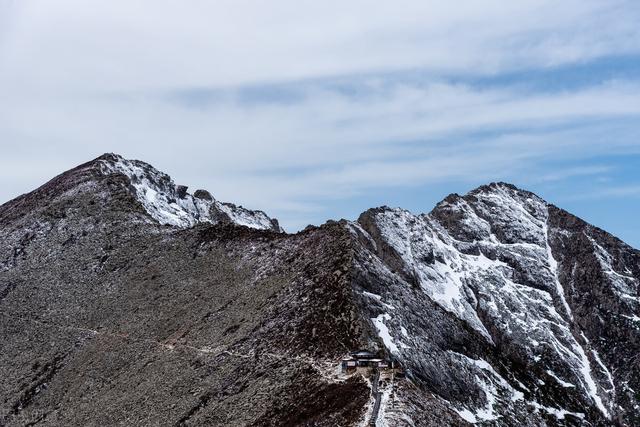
[567,185,640,200]
[535,166,613,183]
[1,1,640,233]
[2,1,640,91]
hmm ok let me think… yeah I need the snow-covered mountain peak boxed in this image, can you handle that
[97,153,282,232]
[351,183,639,424]
[1,156,639,426]
[432,182,548,245]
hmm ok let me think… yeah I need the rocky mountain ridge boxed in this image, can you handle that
[0,154,638,426]
[349,182,639,425]
[98,153,282,231]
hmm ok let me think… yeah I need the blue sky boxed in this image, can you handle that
[1,1,639,247]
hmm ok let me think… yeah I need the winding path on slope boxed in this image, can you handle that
[369,370,382,426]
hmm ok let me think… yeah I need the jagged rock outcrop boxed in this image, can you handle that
[97,153,282,231]
[0,156,638,426]
[350,183,639,426]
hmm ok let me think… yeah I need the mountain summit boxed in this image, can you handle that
[1,155,638,426]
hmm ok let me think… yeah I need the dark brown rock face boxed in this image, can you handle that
[0,158,638,426]
[193,189,213,201]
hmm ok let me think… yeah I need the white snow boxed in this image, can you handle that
[587,235,638,305]
[623,314,640,322]
[546,370,575,388]
[216,202,277,231]
[571,335,610,418]
[357,184,628,423]
[454,385,499,424]
[372,313,400,354]
[363,291,395,310]
[589,349,614,394]
[103,157,208,227]
[99,155,278,231]
[363,291,382,300]
[543,218,573,321]
[372,208,495,342]
[454,408,478,423]
[528,401,585,420]
[375,383,394,427]
[349,222,379,249]
[449,352,524,423]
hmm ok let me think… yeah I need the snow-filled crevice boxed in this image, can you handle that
[570,336,610,418]
[372,313,400,355]
[587,234,639,307]
[449,352,524,424]
[543,213,573,321]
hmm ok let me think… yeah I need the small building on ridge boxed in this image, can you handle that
[340,349,395,373]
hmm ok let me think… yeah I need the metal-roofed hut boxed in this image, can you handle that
[341,350,394,373]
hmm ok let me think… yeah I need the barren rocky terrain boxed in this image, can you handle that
[1,154,638,426]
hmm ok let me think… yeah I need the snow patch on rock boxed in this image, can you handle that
[546,370,576,388]
[528,401,585,420]
[98,154,281,231]
[372,313,400,355]
[450,351,524,423]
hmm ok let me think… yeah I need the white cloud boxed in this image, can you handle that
[535,166,613,183]
[567,185,640,200]
[3,77,638,220]
[1,0,639,92]
[1,0,640,230]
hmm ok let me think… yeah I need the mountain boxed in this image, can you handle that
[0,154,638,426]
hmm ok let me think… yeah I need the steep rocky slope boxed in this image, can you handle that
[1,155,638,426]
[351,183,639,426]
[0,154,368,426]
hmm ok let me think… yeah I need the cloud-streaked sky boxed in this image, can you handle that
[1,0,640,247]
